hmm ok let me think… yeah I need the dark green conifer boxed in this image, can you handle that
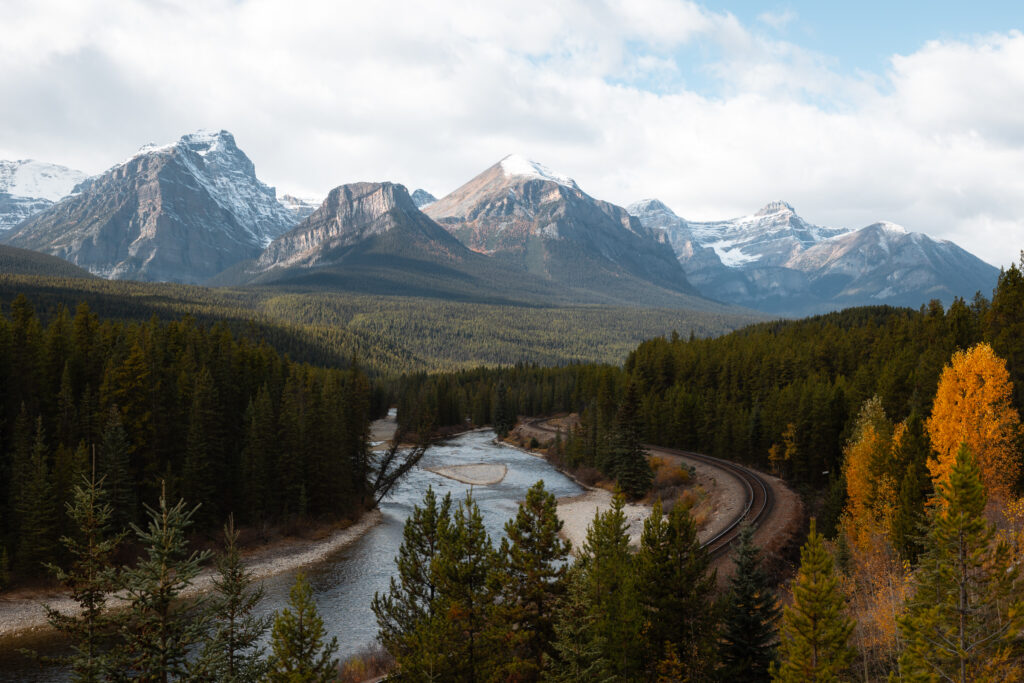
[198,515,271,682]
[16,418,59,573]
[115,486,211,681]
[492,480,571,681]
[611,381,652,498]
[544,568,616,683]
[41,465,125,681]
[99,407,135,531]
[896,446,1024,681]
[636,499,719,681]
[720,523,780,681]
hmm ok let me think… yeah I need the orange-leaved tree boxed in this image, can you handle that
[925,343,1022,505]
[842,397,897,552]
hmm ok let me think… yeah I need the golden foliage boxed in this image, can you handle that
[841,398,897,552]
[926,343,1022,504]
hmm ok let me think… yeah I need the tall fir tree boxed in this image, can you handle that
[99,407,135,532]
[114,487,211,682]
[431,492,498,683]
[896,446,1024,682]
[197,515,271,682]
[576,494,644,680]
[40,465,124,681]
[720,523,780,682]
[636,499,719,682]
[492,480,571,682]
[372,486,452,679]
[772,519,855,683]
[265,572,339,683]
[16,418,59,573]
[543,568,616,683]
[611,381,653,498]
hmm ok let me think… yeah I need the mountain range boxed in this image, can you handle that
[0,130,1000,314]
[628,199,999,315]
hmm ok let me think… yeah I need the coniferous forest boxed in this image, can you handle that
[1,261,1024,680]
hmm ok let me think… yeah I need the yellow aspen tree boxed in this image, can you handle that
[925,343,1022,505]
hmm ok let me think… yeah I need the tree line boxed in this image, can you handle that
[0,294,374,586]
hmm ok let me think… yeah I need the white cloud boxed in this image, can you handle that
[0,1,1022,268]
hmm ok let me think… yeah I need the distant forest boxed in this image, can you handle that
[398,260,1024,512]
[0,295,374,579]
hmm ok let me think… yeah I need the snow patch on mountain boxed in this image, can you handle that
[0,160,87,202]
[499,154,580,190]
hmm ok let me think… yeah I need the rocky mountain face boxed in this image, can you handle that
[257,182,467,271]
[3,131,298,283]
[629,200,999,314]
[411,189,437,208]
[424,155,697,298]
[0,160,87,231]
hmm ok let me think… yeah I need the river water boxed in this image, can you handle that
[0,430,582,681]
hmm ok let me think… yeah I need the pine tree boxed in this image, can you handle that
[636,499,719,681]
[896,446,1024,682]
[543,568,616,683]
[115,486,211,681]
[431,492,497,682]
[720,523,780,681]
[265,572,339,683]
[198,515,271,682]
[40,465,125,681]
[16,418,59,573]
[576,494,644,679]
[492,480,571,681]
[772,519,855,683]
[372,486,452,677]
[99,407,135,531]
[611,381,652,498]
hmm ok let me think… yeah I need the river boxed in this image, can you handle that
[0,430,583,681]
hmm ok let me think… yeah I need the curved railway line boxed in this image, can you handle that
[526,419,774,558]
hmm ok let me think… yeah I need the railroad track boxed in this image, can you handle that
[523,419,773,559]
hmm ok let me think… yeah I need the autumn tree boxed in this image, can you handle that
[896,446,1024,682]
[773,519,855,683]
[926,343,1022,506]
[840,396,897,552]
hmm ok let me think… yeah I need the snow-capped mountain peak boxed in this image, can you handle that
[499,154,579,189]
[0,160,87,202]
[871,220,908,235]
[755,200,796,216]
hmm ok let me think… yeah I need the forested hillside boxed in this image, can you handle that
[0,295,373,581]
[0,273,760,373]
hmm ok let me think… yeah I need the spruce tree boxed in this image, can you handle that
[431,492,498,682]
[265,572,339,683]
[772,519,855,683]
[636,499,719,681]
[720,523,780,681]
[610,381,652,498]
[492,480,571,681]
[896,446,1024,682]
[372,486,452,677]
[197,515,271,682]
[39,466,124,681]
[99,407,135,531]
[16,418,59,573]
[543,568,616,683]
[576,494,644,679]
[115,486,211,681]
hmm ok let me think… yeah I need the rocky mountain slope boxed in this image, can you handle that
[0,160,87,231]
[629,200,999,314]
[411,189,436,208]
[3,131,297,283]
[424,155,697,300]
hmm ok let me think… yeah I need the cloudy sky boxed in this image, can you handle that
[2,1,1023,267]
